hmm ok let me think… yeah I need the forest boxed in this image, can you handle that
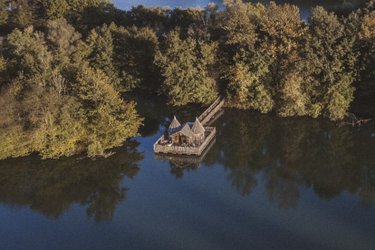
[0,0,374,159]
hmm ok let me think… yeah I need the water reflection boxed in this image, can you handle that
[115,0,366,18]
[116,0,365,10]
[155,138,216,178]
[0,103,374,222]
[0,141,143,221]
[208,110,375,207]
[157,109,375,208]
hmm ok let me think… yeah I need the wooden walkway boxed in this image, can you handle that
[198,97,225,126]
[154,97,224,156]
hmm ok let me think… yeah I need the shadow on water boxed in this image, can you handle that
[0,141,143,222]
[158,108,375,208]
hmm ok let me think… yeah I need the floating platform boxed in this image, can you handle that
[155,137,216,165]
[153,97,224,156]
[154,127,216,156]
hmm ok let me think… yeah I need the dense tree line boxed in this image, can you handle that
[0,1,143,160]
[0,0,374,159]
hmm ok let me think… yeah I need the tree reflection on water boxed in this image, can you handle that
[0,141,143,221]
[0,107,374,220]
[162,110,375,208]
[214,110,375,207]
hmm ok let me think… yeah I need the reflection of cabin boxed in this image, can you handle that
[166,116,206,146]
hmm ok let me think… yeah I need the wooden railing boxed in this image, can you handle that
[154,127,216,155]
[155,138,216,164]
[199,97,224,125]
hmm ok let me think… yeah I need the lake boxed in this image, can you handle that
[113,0,366,18]
[0,99,374,250]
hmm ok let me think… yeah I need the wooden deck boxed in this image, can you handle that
[154,127,216,156]
[155,138,216,166]
[153,97,224,156]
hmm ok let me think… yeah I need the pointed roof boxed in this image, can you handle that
[179,123,194,137]
[169,116,181,130]
[191,117,205,134]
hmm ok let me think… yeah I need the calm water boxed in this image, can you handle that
[114,0,366,17]
[0,101,375,250]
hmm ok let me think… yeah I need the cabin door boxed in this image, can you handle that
[172,134,180,144]
[180,135,187,144]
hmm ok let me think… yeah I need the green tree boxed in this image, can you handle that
[23,85,86,158]
[0,0,8,26]
[0,84,35,159]
[155,29,218,106]
[278,68,308,117]
[7,26,53,91]
[65,0,113,32]
[8,0,35,29]
[125,5,169,32]
[112,25,159,92]
[305,7,357,120]
[38,0,69,20]
[221,1,273,112]
[221,1,307,115]
[86,23,120,89]
[86,23,159,92]
[46,18,82,68]
[75,66,142,157]
[358,8,375,81]
[353,2,375,112]
[0,56,7,87]
[257,2,307,117]
[0,21,142,160]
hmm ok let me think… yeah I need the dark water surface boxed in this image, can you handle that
[1,100,375,250]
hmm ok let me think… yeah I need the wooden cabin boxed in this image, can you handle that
[166,116,206,146]
[154,97,224,156]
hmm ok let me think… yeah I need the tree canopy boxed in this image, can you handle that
[0,17,142,160]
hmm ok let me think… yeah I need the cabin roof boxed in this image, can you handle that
[169,116,181,129]
[191,117,205,134]
[168,116,206,137]
[179,123,194,137]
